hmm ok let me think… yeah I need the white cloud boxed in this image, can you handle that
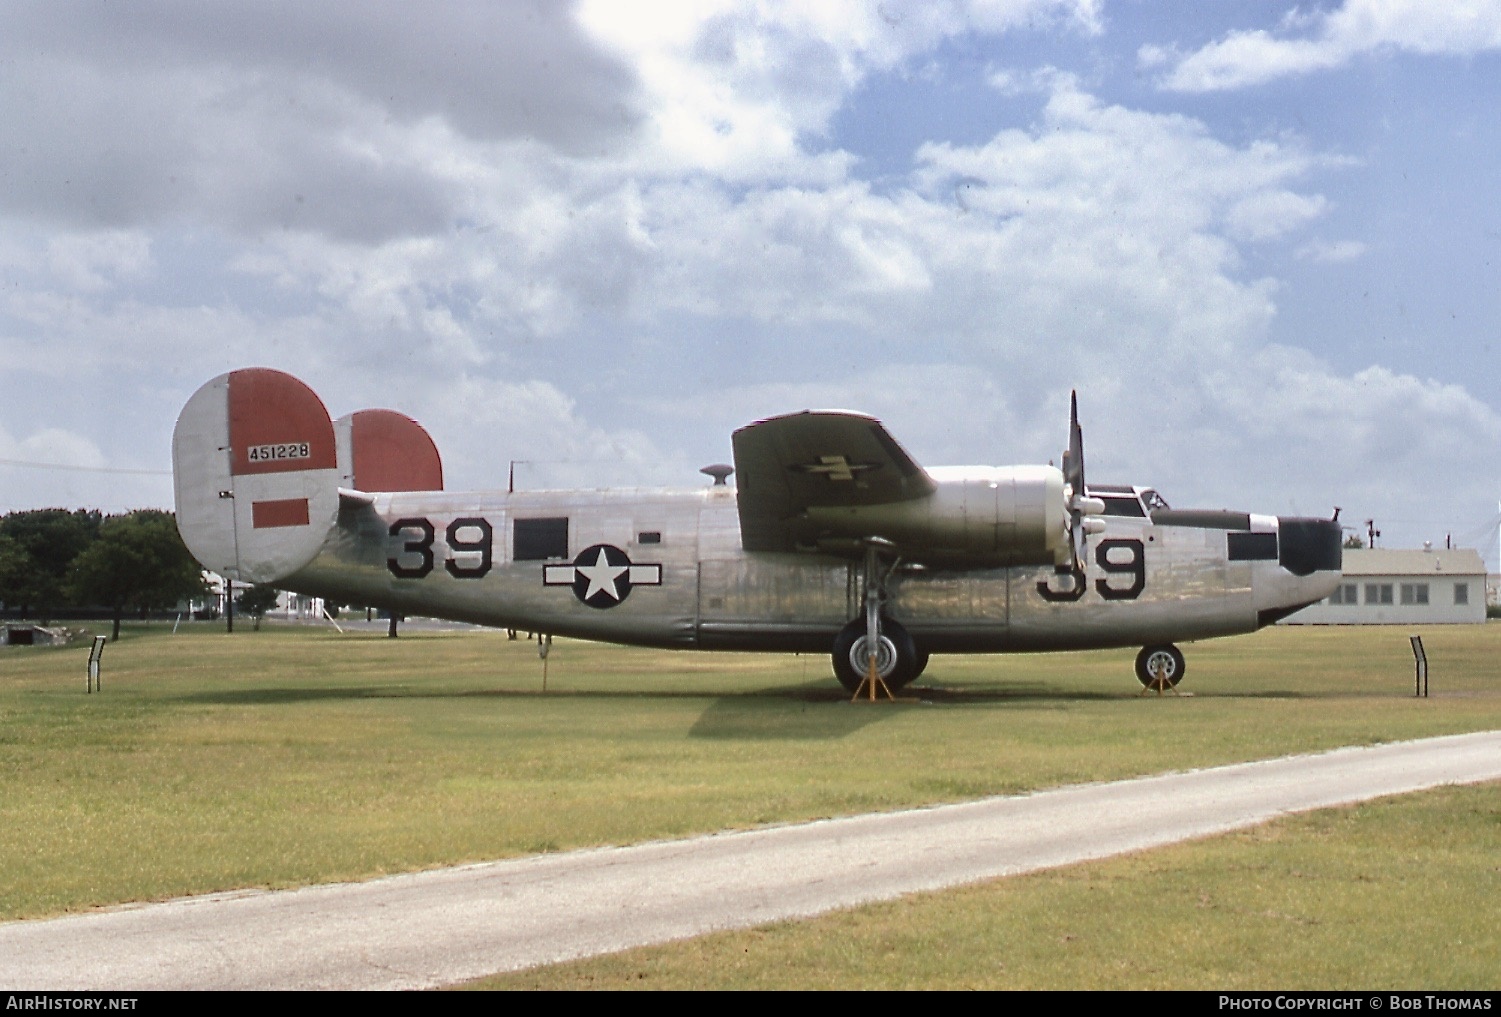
[0,425,167,514]
[1224,190,1328,242]
[44,232,153,292]
[1152,0,1501,92]
[576,0,1102,180]
[1296,239,1368,263]
[407,374,674,492]
[3,427,106,471]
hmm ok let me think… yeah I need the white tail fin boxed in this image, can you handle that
[172,369,341,585]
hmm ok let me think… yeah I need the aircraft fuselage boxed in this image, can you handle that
[281,484,1338,655]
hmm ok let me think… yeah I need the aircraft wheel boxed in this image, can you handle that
[1135,644,1185,687]
[911,646,931,681]
[833,617,917,693]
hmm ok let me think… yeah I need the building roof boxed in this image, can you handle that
[1339,547,1486,577]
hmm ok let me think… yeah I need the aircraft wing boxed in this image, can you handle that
[731,411,937,553]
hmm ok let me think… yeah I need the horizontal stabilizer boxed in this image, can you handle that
[173,368,341,584]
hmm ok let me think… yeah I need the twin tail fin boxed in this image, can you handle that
[172,368,442,585]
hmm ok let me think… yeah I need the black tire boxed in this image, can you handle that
[833,617,917,693]
[1135,644,1185,687]
[911,646,931,681]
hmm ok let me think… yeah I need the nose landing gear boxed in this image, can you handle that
[1135,643,1186,694]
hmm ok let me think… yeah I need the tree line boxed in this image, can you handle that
[0,508,207,641]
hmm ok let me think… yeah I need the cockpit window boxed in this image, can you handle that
[1141,489,1170,511]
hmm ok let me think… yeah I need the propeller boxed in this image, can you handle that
[1061,391,1105,573]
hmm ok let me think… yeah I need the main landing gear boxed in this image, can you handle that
[832,540,927,695]
[832,616,924,693]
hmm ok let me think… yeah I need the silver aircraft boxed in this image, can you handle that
[173,369,1343,691]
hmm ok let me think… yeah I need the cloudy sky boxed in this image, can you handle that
[4,0,1501,565]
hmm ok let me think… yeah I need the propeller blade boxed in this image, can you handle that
[1066,390,1087,572]
[1068,390,1084,499]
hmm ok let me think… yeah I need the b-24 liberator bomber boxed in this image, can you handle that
[173,369,1342,691]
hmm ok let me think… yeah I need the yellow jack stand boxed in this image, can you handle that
[1138,659,1185,697]
[851,650,895,702]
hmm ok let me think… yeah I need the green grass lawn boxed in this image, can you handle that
[1,620,1497,986]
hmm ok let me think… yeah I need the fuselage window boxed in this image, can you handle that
[638,531,662,545]
[514,517,569,561]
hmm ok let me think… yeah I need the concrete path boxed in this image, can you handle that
[2,730,1497,990]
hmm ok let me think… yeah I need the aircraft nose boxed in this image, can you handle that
[1277,516,1342,576]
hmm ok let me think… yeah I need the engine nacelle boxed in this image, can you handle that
[804,464,1066,567]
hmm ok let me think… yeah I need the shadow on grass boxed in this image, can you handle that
[682,680,1311,740]
[163,677,1323,748]
[167,681,904,741]
[912,684,1317,702]
[168,685,802,705]
[168,679,1318,711]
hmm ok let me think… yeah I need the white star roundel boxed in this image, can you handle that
[543,544,662,609]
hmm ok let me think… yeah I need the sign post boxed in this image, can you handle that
[87,635,106,693]
[1409,635,1428,698]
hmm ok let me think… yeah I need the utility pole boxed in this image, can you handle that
[1365,519,1381,549]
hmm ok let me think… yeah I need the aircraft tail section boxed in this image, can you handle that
[173,368,342,585]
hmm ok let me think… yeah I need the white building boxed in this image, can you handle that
[1285,547,1487,625]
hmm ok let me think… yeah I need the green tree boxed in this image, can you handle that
[67,510,206,641]
[1343,534,1367,550]
[235,584,282,631]
[0,509,102,620]
[0,534,34,614]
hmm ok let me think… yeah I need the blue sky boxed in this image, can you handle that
[3,0,1500,565]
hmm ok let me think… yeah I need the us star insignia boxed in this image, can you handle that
[791,455,878,482]
[544,544,663,608]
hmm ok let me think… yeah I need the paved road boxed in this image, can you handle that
[3,730,1497,990]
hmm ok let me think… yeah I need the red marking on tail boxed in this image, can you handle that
[349,408,444,492]
[252,498,311,529]
[229,369,336,476]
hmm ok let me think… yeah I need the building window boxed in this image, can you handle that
[1329,583,1358,605]
[1455,583,1469,606]
[513,517,569,561]
[1400,583,1429,606]
[1365,583,1393,605]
